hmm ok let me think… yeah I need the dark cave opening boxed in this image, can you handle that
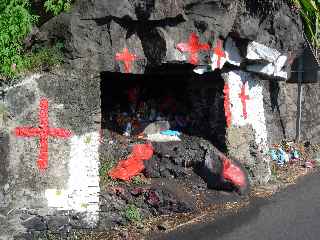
[100,64,227,151]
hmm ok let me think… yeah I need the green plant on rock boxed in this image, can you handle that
[44,0,73,16]
[131,175,148,185]
[291,0,320,48]
[0,0,38,78]
[123,204,142,223]
[20,42,64,73]
[99,157,117,184]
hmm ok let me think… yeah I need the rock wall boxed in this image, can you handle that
[34,0,303,74]
[263,81,320,144]
[0,71,101,238]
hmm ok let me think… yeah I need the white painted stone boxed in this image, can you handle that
[274,55,288,78]
[246,63,275,76]
[223,71,268,150]
[211,52,228,71]
[246,47,288,79]
[225,37,242,66]
[193,66,208,75]
[45,131,100,226]
[145,133,181,142]
[247,41,281,63]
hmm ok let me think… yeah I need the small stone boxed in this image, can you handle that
[157,220,171,231]
[131,187,145,196]
[119,231,129,239]
[3,184,9,193]
[21,216,47,231]
[47,215,69,231]
[143,121,170,135]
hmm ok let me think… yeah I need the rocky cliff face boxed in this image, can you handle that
[37,0,304,73]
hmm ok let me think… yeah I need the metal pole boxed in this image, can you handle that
[295,56,303,142]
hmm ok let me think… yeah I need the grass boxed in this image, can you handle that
[131,175,148,185]
[21,43,64,73]
[123,204,142,223]
[99,157,117,184]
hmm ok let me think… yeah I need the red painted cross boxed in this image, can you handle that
[213,39,226,69]
[115,48,137,73]
[239,82,250,119]
[177,32,210,65]
[15,98,72,171]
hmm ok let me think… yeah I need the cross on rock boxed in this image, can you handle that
[213,39,226,69]
[115,48,137,73]
[15,98,72,171]
[177,32,210,65]
[239,82,250,119]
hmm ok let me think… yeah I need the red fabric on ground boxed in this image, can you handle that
[109,143,154,181]
[222,159,246,188]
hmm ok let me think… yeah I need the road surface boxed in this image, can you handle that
[156,171,320,240]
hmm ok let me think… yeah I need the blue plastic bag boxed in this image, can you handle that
[269,149,278,161]
[160,130,181,136]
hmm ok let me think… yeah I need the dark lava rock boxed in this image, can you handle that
[46,215,69,232]
[21,216,47,231]
[36,0,303,73]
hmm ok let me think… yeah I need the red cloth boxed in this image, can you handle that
[222,159,246,188]
[109,144,154,181]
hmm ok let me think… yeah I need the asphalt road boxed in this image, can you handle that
[157,171,320,240]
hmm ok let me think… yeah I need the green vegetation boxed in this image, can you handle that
[291,0,320,48]
[123,204,142,223]
[0,0,73,79]
[44,0,73,16]
[99,157,117,184]
[0,0,37,78]
[21,42,64,72]
[131,175,148,185]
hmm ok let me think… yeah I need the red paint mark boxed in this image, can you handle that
[222,158,246,188]
[239,82,250,119]
[177,33,210,65]
[15,98,72,171]
[115,48,137,73]
[213,39,226,69]
[223,84,232,128]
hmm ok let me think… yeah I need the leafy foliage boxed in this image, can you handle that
[44,0,73,16]
[0,1,72,78]
[0,0,37,77]
[21,42,64,73]
[291,0,320,48]
[123,204,142,223]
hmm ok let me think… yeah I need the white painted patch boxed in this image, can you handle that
[211,53,228,71]
[246,63,275,76]
[246,41,288,79]
[247,41,281,63]
[223,71,268,150]
[45,132,100,226]
[145,133,181,142]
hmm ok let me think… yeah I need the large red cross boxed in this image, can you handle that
[213,39,226,69]
[115,48,137,73]
[177,32,210,65]
[15,98,72,171]
[239,82,250,119]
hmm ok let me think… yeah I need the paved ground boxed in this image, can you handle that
[155,171,320,240]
